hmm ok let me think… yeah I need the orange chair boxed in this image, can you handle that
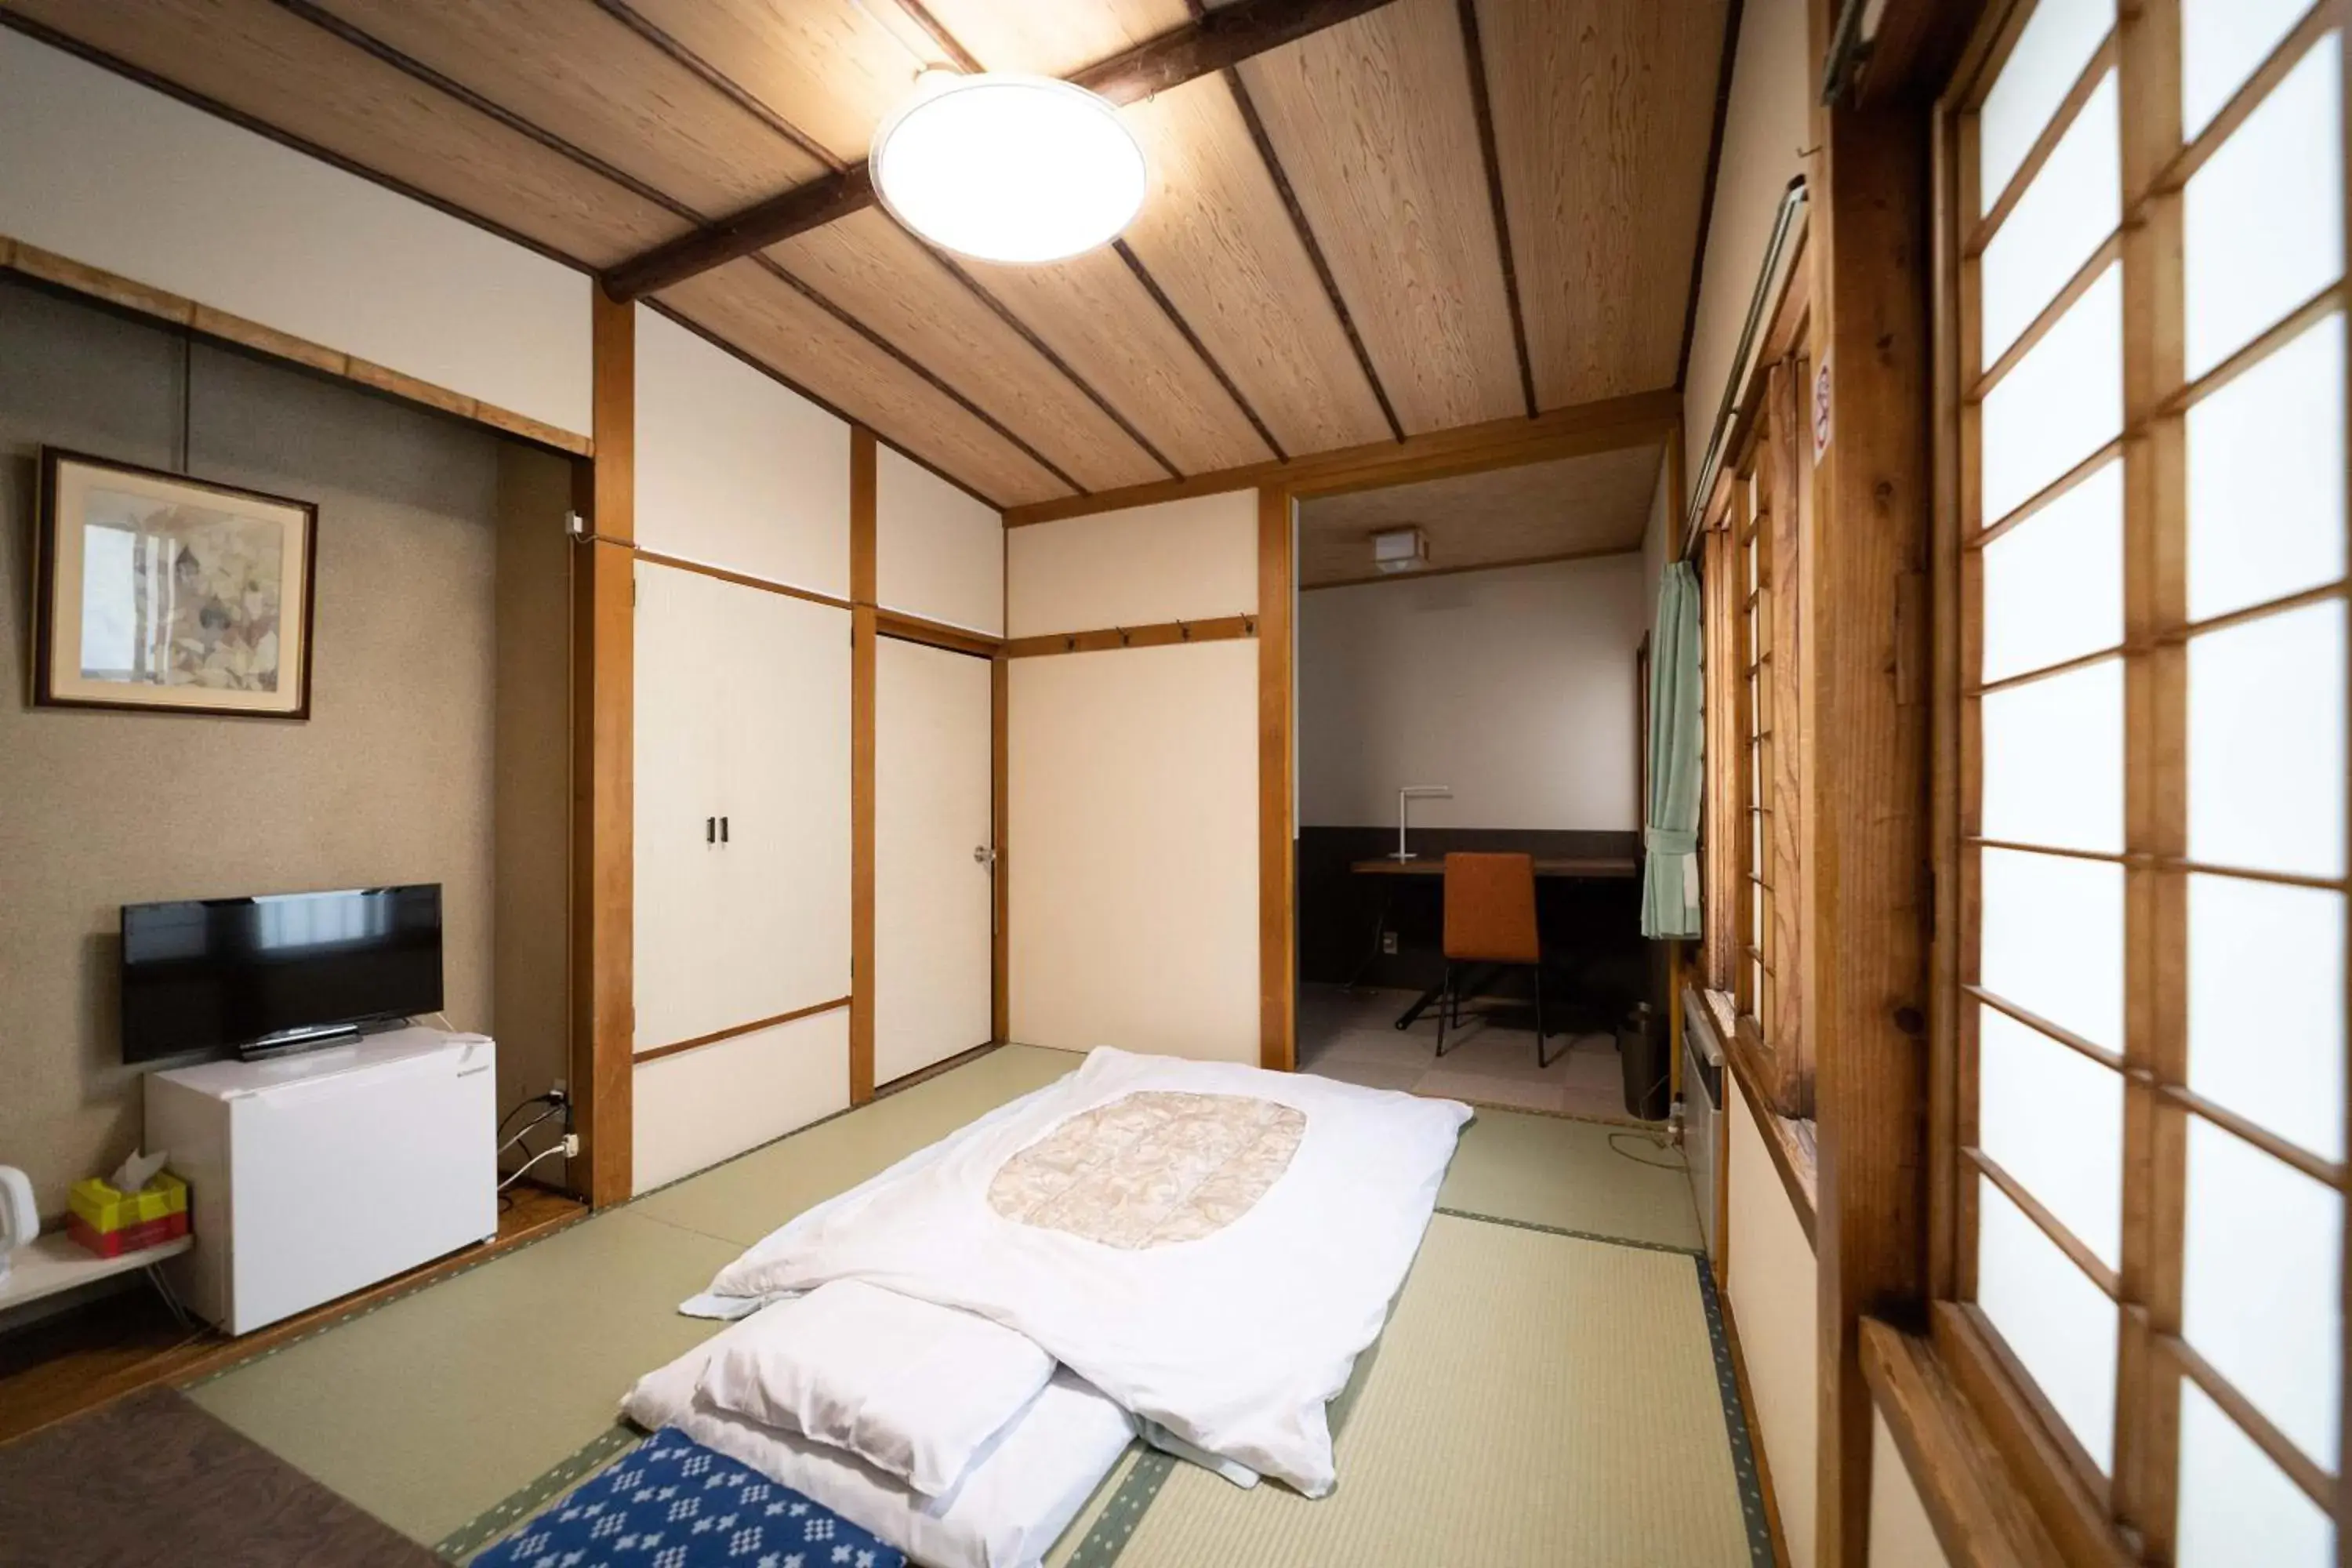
[1436,852,1556,1066]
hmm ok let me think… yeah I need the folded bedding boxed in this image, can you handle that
[685,1047,1472,1497]
[626,1304,1134,1568]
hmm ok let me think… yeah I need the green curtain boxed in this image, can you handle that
[1640,561,1704,938]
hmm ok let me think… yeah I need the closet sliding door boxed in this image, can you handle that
[632,557,851,1194]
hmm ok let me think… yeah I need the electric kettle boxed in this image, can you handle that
[0,1165,37,1282]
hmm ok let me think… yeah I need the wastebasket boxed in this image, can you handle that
[1618,1003,1671,1121]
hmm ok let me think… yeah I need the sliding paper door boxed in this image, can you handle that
[1953,1,2348,1559]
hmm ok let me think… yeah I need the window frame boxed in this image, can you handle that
[1700,244,1818,1123]
[1929,1,2352,1559]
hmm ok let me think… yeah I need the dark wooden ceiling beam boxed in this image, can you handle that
[1454,0,1537,420]
[601,0,1406,301]
[884,0,986,75]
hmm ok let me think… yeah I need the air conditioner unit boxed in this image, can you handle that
[1370,526,1428,574]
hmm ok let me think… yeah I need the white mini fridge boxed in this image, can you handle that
[145,1029,498,1335]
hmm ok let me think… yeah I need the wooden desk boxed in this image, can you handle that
[1349,857,1638,879]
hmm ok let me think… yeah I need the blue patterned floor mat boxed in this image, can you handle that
[471,1426,907,1568]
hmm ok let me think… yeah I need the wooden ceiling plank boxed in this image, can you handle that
[745,254,1083,494]
[768,210,1169,491]
[586,0,842,171]
[1220,67,1405,443]
[1453,0,1538,419]
[952,243,1279,473]
[920,246,1183,480]
[656,260,1069,507]
[5,0,688,270]
[1678,0,1747,390]
[883,0,989,74]
[611,0,922,168]
[287,0,827,219]
[267,0,692,226]
[601,0,1408,299]
[1294,438,1662,585]
[1234,0,1525,434]
[1120,71,1400,452]
[1112,238,1287,461]
[1476,0,1732,408]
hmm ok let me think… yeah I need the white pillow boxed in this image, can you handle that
[695,1279,1056,1497]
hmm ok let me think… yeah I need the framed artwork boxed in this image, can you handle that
[32,448,317,718]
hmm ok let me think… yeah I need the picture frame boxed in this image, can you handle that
[32,447,318,719]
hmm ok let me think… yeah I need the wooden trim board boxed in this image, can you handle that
[1004,615,1258,659]
[633,996,852,1065]
[1000,388,1680,527]
[991,649,1010,1046]
[876,608,1003,658]
[850,427,879,1106]
[572,289,634,1209]
[0,235,590,457]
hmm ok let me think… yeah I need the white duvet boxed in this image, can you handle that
[688,1047,1471,1497]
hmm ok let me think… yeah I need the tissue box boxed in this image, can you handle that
[67,1171,189,1258]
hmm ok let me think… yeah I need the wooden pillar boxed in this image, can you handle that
[850,428,878,1105]
[1805,58,1936,1568]
[991,648,1010,1046]
[572,289,635,1207]
[1258,485,1295,1072]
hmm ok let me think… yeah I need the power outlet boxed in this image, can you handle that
[1380,931,1399,955]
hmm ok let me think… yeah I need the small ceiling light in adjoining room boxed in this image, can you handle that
[1371,527,1429,575]
[869,71,1148,265]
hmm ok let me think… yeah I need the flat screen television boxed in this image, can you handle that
[120,884,443,1063]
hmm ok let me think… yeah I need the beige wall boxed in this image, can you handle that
[1005,493,1261,1063]
[1297,554,1647,830]
[0,275,539,1215]
[0,28,590,437]
[1681,0,1813,506]
[1728,1084,1820,1568]
[1868,1406,1954,1567]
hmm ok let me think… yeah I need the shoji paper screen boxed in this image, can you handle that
[1956,0,2347,1558]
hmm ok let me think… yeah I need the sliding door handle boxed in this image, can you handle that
[720,816,730,844]
[706,816,716,844]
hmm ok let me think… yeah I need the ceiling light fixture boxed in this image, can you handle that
[1371,527,1430,574]
[869,70,1148,265]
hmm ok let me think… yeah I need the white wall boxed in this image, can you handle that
[1682,0,1812,506]
[877,445,1004,636]
[1007,490,1258,634]
[1297,554,1647,831]
[1729,1084,1820,1568]
[633,305,851,597]
[1006,492,1261,1063]
[0,27,590,438]
[1869,1407,1954,1568]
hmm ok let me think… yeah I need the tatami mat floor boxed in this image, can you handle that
[172,1041,1739,1566]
